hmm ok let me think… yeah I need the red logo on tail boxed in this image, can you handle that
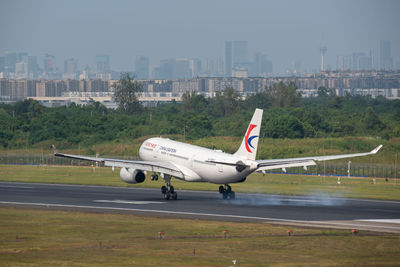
[245,124,258,153]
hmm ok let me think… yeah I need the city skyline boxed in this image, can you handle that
[1,0,400,76]
[0,38,397,80]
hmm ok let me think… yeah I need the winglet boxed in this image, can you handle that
[51,144,57,154]
[371,144,382,154]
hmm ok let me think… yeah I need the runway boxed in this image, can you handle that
[1,181,400,233]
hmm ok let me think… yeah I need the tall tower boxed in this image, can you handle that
[320,46,327,71]
[233,41,248,67]
[225,41,232,77]
[380,40,393,70]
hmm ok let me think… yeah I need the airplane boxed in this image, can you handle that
[53,108,382,200]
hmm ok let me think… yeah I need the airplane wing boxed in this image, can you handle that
[53,147,184,178]
[256,145,382,172]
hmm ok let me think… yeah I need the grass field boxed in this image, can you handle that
[2,136,398,165]
[1,164,400,201]
[0,207,399,266]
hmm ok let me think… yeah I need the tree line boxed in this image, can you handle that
[0,74,399,149]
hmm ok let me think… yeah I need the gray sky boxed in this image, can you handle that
[1,0,399,73]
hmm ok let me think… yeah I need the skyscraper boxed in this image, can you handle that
[28,56,39,75]
[0,56,5,72]
[135,55,149,79]
[44,54,56,73]
[253,52,272,76]
[233,41,248,67]
[5,52,18,73]
[380,40,393,70]
[64,58,78,75]
[225,41,232,77]
[95,55,110,73]
[336,55,351,70]
[188,58,201,77]
[351,52,365,71]
[359,55,372,70]
[320,46,327,71]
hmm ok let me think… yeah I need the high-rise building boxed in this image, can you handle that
[380,40,393,70]
[135,55,149,79]
[64,58,77,75]
[320,46,327,71]
[15,61,28,77]
[253,52,272,76]
[28,56,39,75]
[155,58,191,79]
[18,52,28,63]
[189,58,201,77]
[233,41,248,67]
[359,55,372,70]
[95,55,110,73]
[5,52,18,73]
[0,56,4,72]
[225,41,232,77]
[336,55,352,70]
[351,52,365,71]
[44,54,56,73]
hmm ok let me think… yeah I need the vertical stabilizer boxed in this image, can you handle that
[234,109,263,160]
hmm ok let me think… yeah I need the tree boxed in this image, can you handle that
[265,114,304,138]
[363,107,386,133]
[112,73,142,114]
[265,81,300,108]
[212,87,241,116]
[181,91,208,113]
[317,86,336,98]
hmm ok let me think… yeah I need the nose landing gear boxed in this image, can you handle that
[219,184,235,200]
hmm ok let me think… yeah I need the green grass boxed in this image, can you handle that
[0,207,399,266]
[1,164,400,201]
[2,135,399,165]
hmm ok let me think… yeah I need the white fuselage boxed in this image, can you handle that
[139,137,257,184]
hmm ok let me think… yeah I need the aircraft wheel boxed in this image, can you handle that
[219,185,224,193]
[169,186,174,194]
[161,186,167,194]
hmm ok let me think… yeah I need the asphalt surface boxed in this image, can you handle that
[1,181,400,233]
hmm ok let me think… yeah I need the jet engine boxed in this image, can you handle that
[120,167,146,184]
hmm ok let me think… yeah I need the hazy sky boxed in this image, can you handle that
[1,0,399,73]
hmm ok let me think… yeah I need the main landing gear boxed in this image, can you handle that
[160,174,177,200]
[219,184,235,200]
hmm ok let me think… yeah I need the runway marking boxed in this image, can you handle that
[0,201,311,222]
[0,185,34,189]
[284,199,319,203]
[357,219,400,224]
[1,201,400,232]
[94,200,165,205]
[1,182,400,205]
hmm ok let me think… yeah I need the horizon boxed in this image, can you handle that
[1,0,400,75]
